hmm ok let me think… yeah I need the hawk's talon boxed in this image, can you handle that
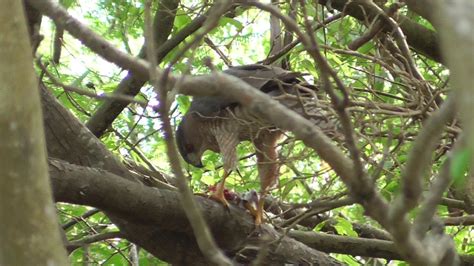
[241,190,264,226]
[254,208,264,227]
[243,202,264,227]
[208,181,230,210]
[209,192,230,208]
[255,197,266,226]
[255,216,263,228]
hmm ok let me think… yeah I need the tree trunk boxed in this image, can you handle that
[0,1,68,265]
[435,0,474,213]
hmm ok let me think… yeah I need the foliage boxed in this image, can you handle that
[32,0,473,264]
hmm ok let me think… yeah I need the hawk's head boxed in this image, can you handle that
[176,113,206,168]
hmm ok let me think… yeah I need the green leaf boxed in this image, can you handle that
[334,217,358,237]
[60,0,76,8]
[219,17,243,30]
[174,11,192,29]
[314,220,326,231]
[71,70,90,87]
[280,179,297,200]
[200,173,215,185]
[176,95,191,114]
[450,148,471,187]
[358,42,375,54]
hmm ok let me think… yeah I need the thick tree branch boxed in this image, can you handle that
[443,215,474,226]
[317,0,442,63]
[289,230,474,265]
[49,158,343,265]
[40,81,210,264]
[0,2,67,264]
[441,198,472,214]
[404,0,435,25]
[435,0,474,213]
[23,1,43,54]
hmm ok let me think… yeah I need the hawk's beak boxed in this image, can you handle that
[185,153,204,168]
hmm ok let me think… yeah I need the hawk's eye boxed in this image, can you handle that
[185,144,195,152]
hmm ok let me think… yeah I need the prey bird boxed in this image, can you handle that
[176,64,335,225]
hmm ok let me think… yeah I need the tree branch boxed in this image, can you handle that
[49,158,343,265]
[443,215,474,226]
[62,208,101,230]
[0,2,67,264]
[390,96,456,220]
[289,230,474,265]
[67,231,123,253]
[145,1,232,264]
[317,0,442,63]
[404,0,436,25]
[434,0,474,214]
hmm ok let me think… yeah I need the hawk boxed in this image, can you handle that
[176,64,328,224]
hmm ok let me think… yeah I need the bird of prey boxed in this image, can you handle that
[176,64,329,224]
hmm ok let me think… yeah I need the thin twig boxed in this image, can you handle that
[67,231,123,252]
[37,60,147,107]
[144,1,232,265]
[259,13,343,65]
[62,208,101,230]
[390,96,457,221]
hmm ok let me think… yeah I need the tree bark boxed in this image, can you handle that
[0,1,68,265]
[289,230,474,265]
[435,0,474,215]
[47,153,344,264]
[317,0,442,63]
